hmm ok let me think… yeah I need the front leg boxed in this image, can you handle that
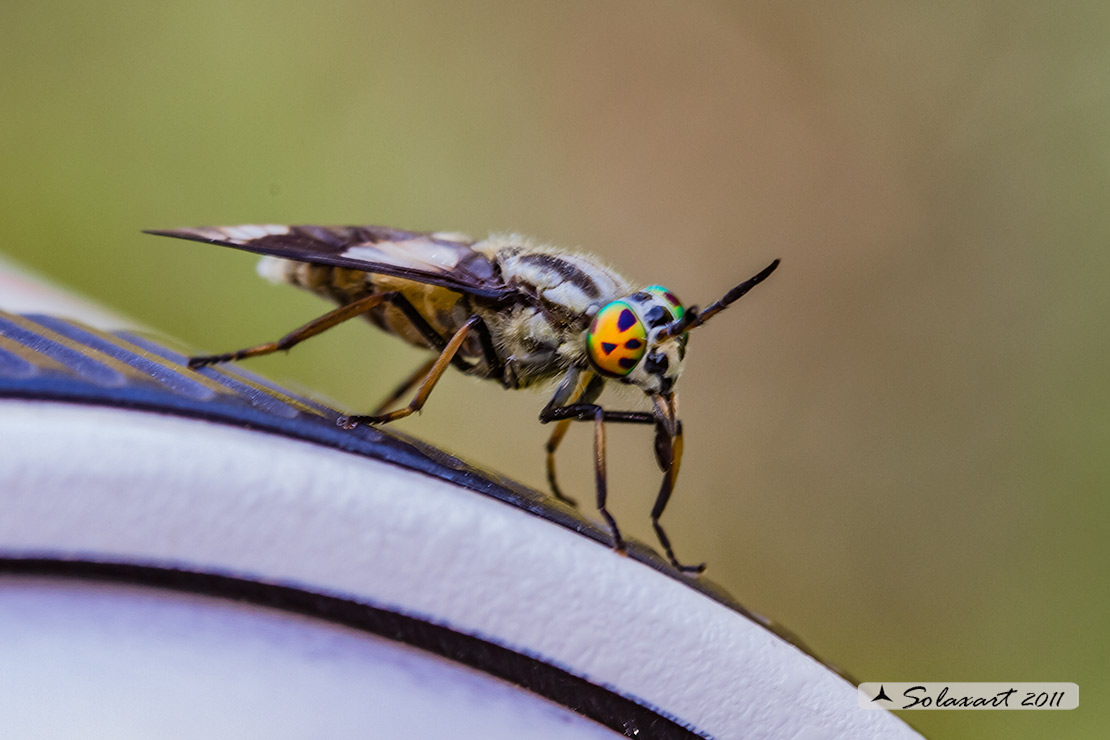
[589,404,624,553]
[541,401,630,554]
[541,369,605,507]
[540,390,705,573]
[540,386,655,559]
[648,415,704,574]
[648,392,704,574]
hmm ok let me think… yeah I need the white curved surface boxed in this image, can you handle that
[0,400,920,739]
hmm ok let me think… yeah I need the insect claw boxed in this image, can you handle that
[339,413,397,427]
[187,355,220,370]
[608,525,625,553]
[550,488,578,508]
[677,561,707,575]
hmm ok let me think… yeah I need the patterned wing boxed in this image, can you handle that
[146,224,515,299]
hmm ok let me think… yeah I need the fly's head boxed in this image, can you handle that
[583,259,782,398]
[585,286,689,396]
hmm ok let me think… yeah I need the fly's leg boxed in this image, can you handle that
[540,397,655,557]
[542,370,604,508]
[377,312,498,405]
[188,291,472,373]
[340,315,480,428]
[372,357,437,415]
[540,393,703,573]
[188,292,394,369]
[544,420,576,506]
[590,405,624,553]
[649,419,705,574]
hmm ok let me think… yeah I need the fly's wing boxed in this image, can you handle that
[145,225,516,300]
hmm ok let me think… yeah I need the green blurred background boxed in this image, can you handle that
[3,2,1106,737]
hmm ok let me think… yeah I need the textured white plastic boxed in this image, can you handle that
[0,400,920,739]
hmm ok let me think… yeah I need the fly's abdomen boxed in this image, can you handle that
[365,273,473,350]
[258,256,488,370]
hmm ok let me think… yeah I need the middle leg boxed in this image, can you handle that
[340,315,480,428]
[372,357,437,416]
[540,393,702,573]
[540,394,656,555]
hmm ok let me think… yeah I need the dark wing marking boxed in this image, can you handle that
[145,225,517,300]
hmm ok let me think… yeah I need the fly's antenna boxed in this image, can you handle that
[658,259,780,340]
[658,307,699,338]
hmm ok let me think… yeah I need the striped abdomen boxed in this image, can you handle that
[257,256,488,369]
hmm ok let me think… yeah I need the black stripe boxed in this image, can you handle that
[518,254,601,298]
[0,558,710,740]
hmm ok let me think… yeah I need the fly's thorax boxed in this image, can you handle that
[474,238,639,389]
[485,238,633,322]
[478,301,572,389]
[584,286,689,395]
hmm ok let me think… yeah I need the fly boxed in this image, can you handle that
[146,224,779,573]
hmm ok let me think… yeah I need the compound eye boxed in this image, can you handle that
[645,285,685,322]
[586,301,647,377]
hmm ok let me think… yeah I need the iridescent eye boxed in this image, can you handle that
[645,285,685,321]
[586,301,647,376]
